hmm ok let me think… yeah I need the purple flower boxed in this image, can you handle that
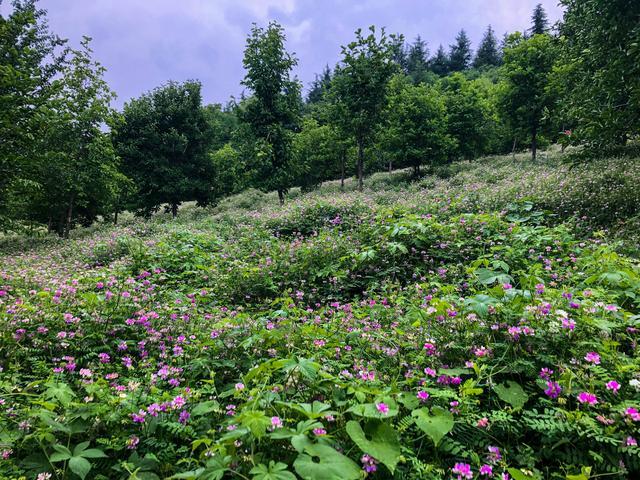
[606,380,620,393]
[577,392,598,405]
[178,410,190,424]
[545,381,562,399]
[131,410,146,423]
[376,402,389,415]
[361,454,378,473]
[416,390,430,402]
[452,462,473,479]
[480,464,493,476]
[584,352,601,364]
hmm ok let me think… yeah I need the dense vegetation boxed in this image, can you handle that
[2,1,639,232]
[2,1,640,479]
[1,153,640,479]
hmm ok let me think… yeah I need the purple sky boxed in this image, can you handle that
[3,0,564,108]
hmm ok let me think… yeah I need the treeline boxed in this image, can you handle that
[1,0,639,235]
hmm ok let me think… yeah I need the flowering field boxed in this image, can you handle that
[1,154,640,480]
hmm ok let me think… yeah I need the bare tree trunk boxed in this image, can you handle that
[278,189,285,205]
[357,140,364,192]
[64,194,75,239]
[531,125,537,161]
[511,137,517,160]
[340,152,345,192]
[114,209,119,225]
[388,160,392,173]
[171,203,178,218]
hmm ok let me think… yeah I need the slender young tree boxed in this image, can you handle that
[240,22,302,204]
[406,36,429,83]
[448,29,472,71]
[473,25,501,68]
[331,26,397,191]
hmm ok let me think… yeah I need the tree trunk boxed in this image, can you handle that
[388,160,392,173]
[531,126,537,161]
[413,163,420,177]
[511,137,517,160]
[114,209,119,225]
[64,194,74,239]
[171,203,178,218]
[357,140,364,192]
[340,152,345,192]
[278,189,285,205]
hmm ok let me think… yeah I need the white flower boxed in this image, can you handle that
[629,379,640,391]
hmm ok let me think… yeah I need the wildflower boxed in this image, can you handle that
[577,392,598,405]
[376,402,389,415]
[98,353,110,363]
[235,382,245,391]
[424,367,436,377]
[416,390,430,402]
[561,318,576,331]
[626,437,638,447]
[502,283,513,290]
[544,381,562,399]
[423,342,437,355]
[606,380,621,393]
[539,368,554,380]
[178,410,190,424]
[1,449,12,459]
[487,446,501,462]
[625,407,640,421]
[480,464,493,476]
[126,435,140,450]
[452,462,473,479]
[605,305,618,312]
[79,368,92,378]
[477,417,489,428]
[313,428,327,436]
[361,454,378,473]
[131,410,146,423]
[271,416,283,428]
[584,352,601,364]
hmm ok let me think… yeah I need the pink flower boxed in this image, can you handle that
[423,342,437,356]
[625,407,640,421]
[477,417,489,428]
[577,392,598,405]
[313,428,327,436]
[626,436,638,446]
[606,380,620,393]
[416,391,430,402]
[502,283,513,290]
[376,402,389,415]
[584,352,601,364]
[545,381,562,399]
[480,464,493,476]
[452,462,473,479]
[235,383,245,391]
[361,454,378,473]
[271,416,283,428]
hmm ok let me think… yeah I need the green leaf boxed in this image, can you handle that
[50,444,72,462]
[80,448,108,459]
[412,406,454,446]
[69,456,92,480]
[73,441,90,456]
[507,468,534,480]
[494,381,529,410]
[250,460,297,480]
[192,400,220,417]
[239,410,272,439]
[347,398,399,418]
[293,444,361,480]
[346,420,401,473]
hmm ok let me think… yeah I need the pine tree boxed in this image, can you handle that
[448,29,472,71]
[429,44,449,76]
[307,65,332,104]
[406,36,429,83]
[530,3,549,35]
[389,33,408,72]
[473,25,501,68]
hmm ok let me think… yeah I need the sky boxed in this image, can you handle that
[2,0,564,108]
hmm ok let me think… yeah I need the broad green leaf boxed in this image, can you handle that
[494,381,529,410]
[239,410,271,438]
[346,420,401,473]
[293,444,361,480]
[69,456,92,480]
[507,468,534,480]
[347,398,399,418]
[192,400,220,417]
[250,461,297,480]
[50,444,72,462]
[412,406,454,446]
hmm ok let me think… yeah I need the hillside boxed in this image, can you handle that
[1,152,640,479]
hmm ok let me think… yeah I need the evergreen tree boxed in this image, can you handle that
[331,26,397,191]
[406,36,429,83]
[473,25,501,68]
[389,33,407,72]
[448,29,472,71]
[307,65,332,104]
[530,3,549,35]
[115,81,214,217]
[429,44,449,76]
[240,22,302,204]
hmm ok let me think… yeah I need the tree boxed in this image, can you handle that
[307,65,332,104]
[331,26,397,191]
[203,102,238,152]
[473,25,501,68]
[448,29,472,72]
[406,36,429,83]
[439,73,496,160]
[240,21,301,204]
[558,0,640,147]
[115,81,214,217]
[380,76,452,176]
[389,33,407,72]
[429,45,449,76]
[498,33,556,160]
[0,0,65,228]
[530,3,549,35]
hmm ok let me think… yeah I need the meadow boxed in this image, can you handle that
[2,151,639,480]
